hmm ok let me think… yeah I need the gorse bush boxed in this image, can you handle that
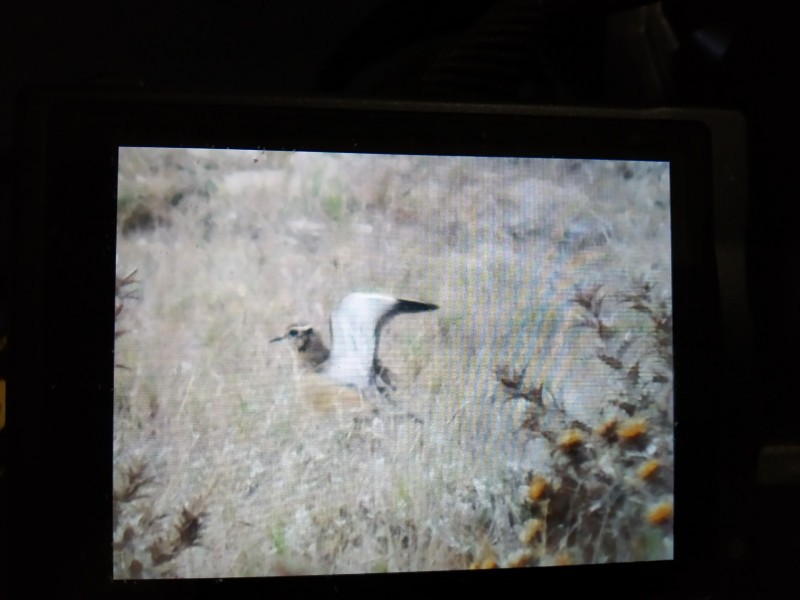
[478,282,674,567]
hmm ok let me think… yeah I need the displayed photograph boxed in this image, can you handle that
[113,147,674,578]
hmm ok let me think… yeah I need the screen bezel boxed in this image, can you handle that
[14,91,722,598]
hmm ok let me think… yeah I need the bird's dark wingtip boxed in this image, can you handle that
[395,299,439,313]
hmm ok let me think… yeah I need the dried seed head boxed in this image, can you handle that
[596,418,618,440]
[128,559,143,579]
[174,507,205,551]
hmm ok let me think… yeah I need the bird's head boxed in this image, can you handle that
[270,323,331,368]
[270,324,317,352]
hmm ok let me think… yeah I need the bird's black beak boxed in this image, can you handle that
[269,335,285,343]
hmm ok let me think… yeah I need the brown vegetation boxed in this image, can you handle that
[113,149,673,577]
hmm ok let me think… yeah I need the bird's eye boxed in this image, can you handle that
[288,329,298,337]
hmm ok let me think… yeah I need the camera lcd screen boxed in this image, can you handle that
[113,148,674,579]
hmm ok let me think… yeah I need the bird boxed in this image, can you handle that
[270,292,438,418]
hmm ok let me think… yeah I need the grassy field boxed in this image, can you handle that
[113,148,674,578]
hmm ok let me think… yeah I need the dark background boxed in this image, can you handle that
[2,0,798,597]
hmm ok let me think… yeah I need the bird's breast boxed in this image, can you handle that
[295,371,368,415]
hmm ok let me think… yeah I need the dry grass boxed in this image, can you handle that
[113,148,673,578]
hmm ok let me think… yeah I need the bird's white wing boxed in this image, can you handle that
[326,293,398,388]
[325,292,437,389]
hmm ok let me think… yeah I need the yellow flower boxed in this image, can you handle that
[618,418,648,441]
[527,476,548,502]
[505,549,533,568]
[554,552,572,566]
[646,501,673,525]
[557,429,585,452]
[638,459,660,480]
[519,518,545,544]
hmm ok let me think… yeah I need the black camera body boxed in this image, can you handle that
[12,90,745,598]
